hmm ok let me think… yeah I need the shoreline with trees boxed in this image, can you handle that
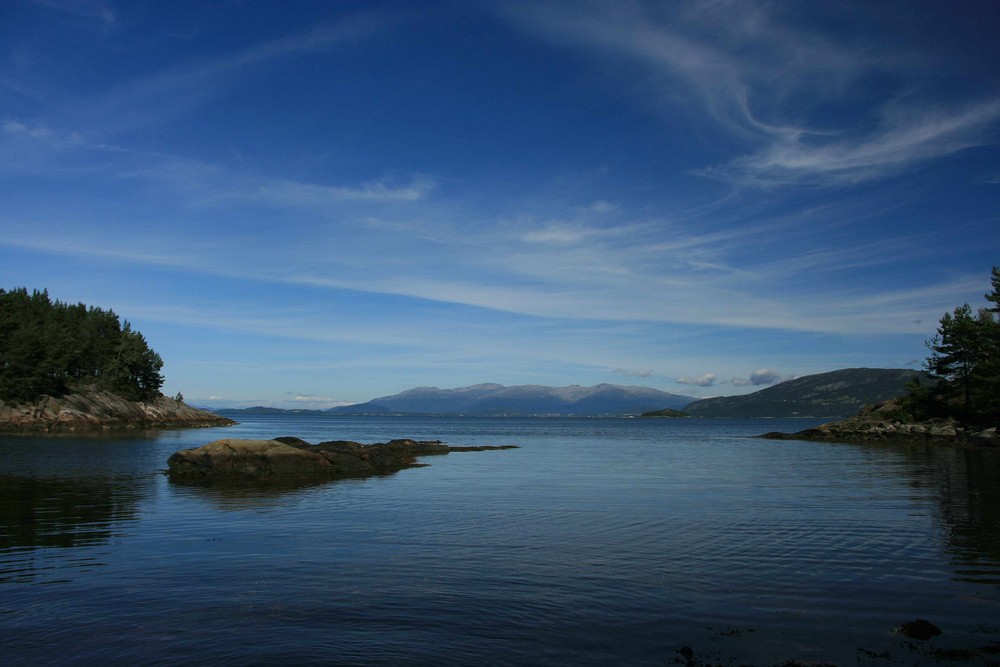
[761,266,1000,446]
[0,288,232,432]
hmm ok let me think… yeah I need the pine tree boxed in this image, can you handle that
[918,266,1000,426]
[924,304,983,420]
[976,268,1000,422]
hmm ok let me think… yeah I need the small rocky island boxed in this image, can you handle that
[167,437,518,480]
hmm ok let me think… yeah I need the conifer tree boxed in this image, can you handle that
[0,288,164,402]
[924,304,982,420]
[918,266,1000,425]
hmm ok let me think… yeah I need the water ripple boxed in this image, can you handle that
[2,417,1000,665]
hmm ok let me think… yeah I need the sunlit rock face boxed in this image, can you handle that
[0,389,235,432]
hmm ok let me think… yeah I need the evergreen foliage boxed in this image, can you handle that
[0,288,164,403]
[905,267,1000,425]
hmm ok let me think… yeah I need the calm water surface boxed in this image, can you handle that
[2,415,1000,665]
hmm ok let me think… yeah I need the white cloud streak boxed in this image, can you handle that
[500,1,1000,187]
[613,368,654,378]
[253,176,436,205]
[718,101,1000,186]
[2,144,987,340]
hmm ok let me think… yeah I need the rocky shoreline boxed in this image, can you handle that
[758,401,999,447]
[167,437,518,481]
[0,388,235,433]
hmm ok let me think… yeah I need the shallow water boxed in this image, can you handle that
[2,415,1000,665]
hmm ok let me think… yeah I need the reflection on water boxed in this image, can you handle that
[0,474,144,584]
[0,475,139,550]
[829,440,1000,585]
[901,444,1000,583]
[167,473,375,510]
[1,417,999,665]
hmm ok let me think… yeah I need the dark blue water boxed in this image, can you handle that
[2,416,1000,665]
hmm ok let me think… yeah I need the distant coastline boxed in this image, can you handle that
[639,408,691,418]
[216,370,923,419]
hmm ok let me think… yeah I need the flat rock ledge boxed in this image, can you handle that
[167,437,518,480]
[0,388,235,433]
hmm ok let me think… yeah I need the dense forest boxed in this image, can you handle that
[0,288,164,403]
[903,266,1000,426]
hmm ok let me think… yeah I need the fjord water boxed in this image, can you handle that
[2,416,999,665]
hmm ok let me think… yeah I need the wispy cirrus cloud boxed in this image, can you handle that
[1,119,435,208]
[15,13,389,140]
[2,189,980,338]
[500,1,885,134]
[500,1,1000,187]
[254,175,436,206]
[3,120,54,140]
[613,368,654,378]
[713,100,1000,186]
[27,0,117,31]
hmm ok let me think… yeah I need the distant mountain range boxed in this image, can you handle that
[327,383,695,416]
[217,368,927,419]
[681,368,927,418]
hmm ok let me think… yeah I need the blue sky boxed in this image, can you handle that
[1,1,998,409]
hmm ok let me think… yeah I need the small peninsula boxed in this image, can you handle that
[758,399,999,447]
[0,287,233,432]
[759,267,1000,447]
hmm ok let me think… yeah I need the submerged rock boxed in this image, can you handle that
[897,619,943,640]
[167,437,516,480]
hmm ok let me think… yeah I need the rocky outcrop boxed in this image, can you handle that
[0,388,235,432]
[167,437,517,480]
[758,400,999,446]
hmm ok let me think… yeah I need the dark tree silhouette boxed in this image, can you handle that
[913,267,1000,426]
[0,288,163,402]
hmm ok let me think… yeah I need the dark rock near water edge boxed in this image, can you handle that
[757,400,999,447]
[0,388,235,432]
[167,437,518,480]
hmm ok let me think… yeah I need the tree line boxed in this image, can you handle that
[903,266,1000,426]
[0,288,164,403]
